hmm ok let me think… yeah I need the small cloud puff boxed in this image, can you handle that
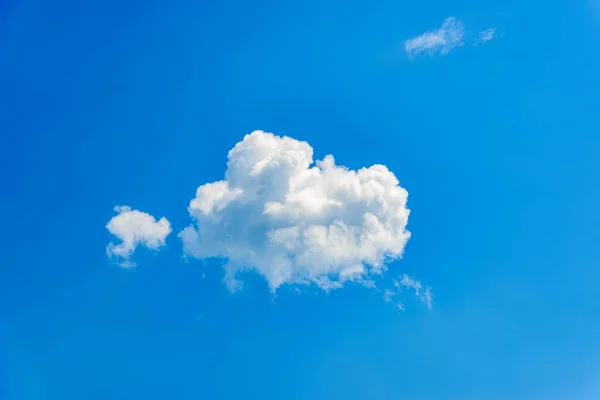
[475,28,496,44]
[404,17,465,56]
[106,206,172,267]
[383,288,395,303]
[180,130,411,292]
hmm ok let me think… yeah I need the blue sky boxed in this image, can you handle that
[2,0,600,399]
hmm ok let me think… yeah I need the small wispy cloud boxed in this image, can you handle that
[404,17,465,56]
[393,274,433,310]
[382,288,407,311]
[404,18,497,57]
[363,279,377,290]
[475,28,496,44]
[383,288,395,302]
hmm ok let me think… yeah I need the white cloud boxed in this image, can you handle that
[394,274,433,310]
[383,288,395,302]
[180,130,411,292]
[404,17,465,56]
[476,28,496,44]
[363,279,377,289]
[106,206,172,267]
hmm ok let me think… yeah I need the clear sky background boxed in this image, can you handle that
[2,0,600,399]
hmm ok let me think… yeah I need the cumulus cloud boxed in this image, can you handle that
[106,206,172,267]
[393,274,433,310]
[475,28,496,45]
[404,17,465,56]
[180,130,411,292]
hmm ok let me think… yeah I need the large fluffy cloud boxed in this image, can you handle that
[106,206,172,267]
[180,130,411,291]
